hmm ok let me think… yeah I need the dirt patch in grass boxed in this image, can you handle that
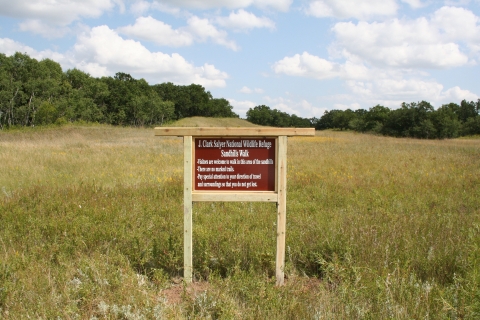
[161,278,210,304]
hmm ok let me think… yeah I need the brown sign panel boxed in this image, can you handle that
[194,138,276,191]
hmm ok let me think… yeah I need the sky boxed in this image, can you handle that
[1,0,479,119]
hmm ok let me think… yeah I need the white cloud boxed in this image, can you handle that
[128,0,183,16]
[130,0,152,16]
[18,20,70,39]
[443,0,471,5]
[149,2,182,15]
[400,0,428,8]
[118,15,238,50]
[305,0,398,20]
[331,7,476,69]
[228,99,256,118]
[240,86,253,93]
[0,0,116,26]
[0,38,37,56]
[263,96,303,115]
[154,0,292,11]
[441,86,479,102]
[298,99,328,117]
[71,25,228,87]
[240,86,264,93]
[272,46,478,110]
[349,78,445,101]
[75,62,110,77]
[0,37,66,63]
[185,16,238,50]
[215,9,275,31]
[273,52,341,79]
[117,16,193,47]
[431,6,480,43]
[273,51,370,80]
[261,96,327,117]
[344,78,479,108]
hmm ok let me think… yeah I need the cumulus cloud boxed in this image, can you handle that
[185,16,238,50]
[130,0,152,16]
[0,0,116,26]
[431,6,480,43]
[348,78,444,101]
[18,20,70,39]
[273,52,342,79]
[305,0,398,20]
[117,16,193,46]
[261,96,327,117]
[400,0,428,8]
[263,96,303,115]
[228,99,256,118]
[71,25,228,87]
[345,78,478,108]
[215,10,275,31]
[331,6,478,69]
[272,50,477,110]
[240,86,253,93]
[0,38,37,56]
[240,86,264,93]
[154,0,292,12]
[441,86,479,102]
[0,37,66,62]
[118,15,238,50]
[273,51,370,80]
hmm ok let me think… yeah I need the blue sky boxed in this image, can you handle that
[1,0,479,118]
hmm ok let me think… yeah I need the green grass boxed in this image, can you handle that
[1,121,479,318]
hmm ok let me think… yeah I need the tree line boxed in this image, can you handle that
[246,105,313,128]
[315,100,480,138]
[247,99,480,139]
[0,52,238,129]
[244,99,480,139]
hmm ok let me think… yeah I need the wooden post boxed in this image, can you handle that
[184,136,193,283]
[276,136,287,286]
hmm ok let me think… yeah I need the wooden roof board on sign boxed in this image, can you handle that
[154,127,315,137]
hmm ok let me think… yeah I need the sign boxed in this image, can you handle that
[155,126,315,286]
[194,138,276,191]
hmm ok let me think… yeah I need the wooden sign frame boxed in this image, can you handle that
[155,127,315,286]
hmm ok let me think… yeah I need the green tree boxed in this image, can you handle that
[246,105,274,126]
[332,109,355,130]
[457,100,478,123]
[431,104,461,138]
[153,83,212,119]
[364,105,390,132]
[382,106,413,137]
[271,109,291,127]
[149,98,175,126]
[290,114,312,127]
[205,98,238,118]
[35,101,58,125]
[316,110,344,130]
[461,117,480,135]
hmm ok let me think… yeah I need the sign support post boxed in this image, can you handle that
[276,135,287,285]
[155,127,314,286]
[183,136,193,283]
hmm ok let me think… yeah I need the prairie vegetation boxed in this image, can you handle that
[1,120,479,318]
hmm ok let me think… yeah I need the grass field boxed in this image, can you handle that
[1,120,479,319]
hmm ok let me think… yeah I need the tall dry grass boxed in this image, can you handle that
[1,123,479,318]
